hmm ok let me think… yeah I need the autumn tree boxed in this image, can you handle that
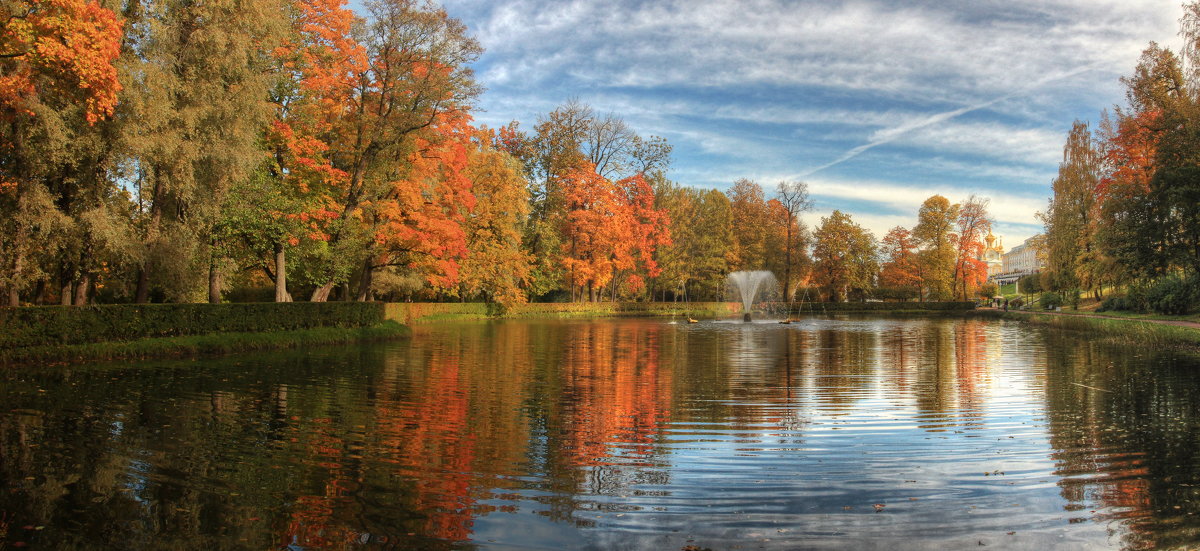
[612,171,671,300]
[812,210,877,302]
[456,127,531,309]
[913,195,959,300]
[0,0,122,305]
[508,99,671,299]
[879,226,922,299]
[1135,46,1200,276]
[284,0,483,302]
[728,178,769,271]
[560,162,623,302]
[772,180,813,300]
[1042,121,1103,298]
[952,195,991,301]
[121,0,288,303]
[558,161,669,302]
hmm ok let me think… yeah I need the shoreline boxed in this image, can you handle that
[969,309,1200,350]
[386,301,977,324]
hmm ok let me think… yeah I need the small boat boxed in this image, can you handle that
[687,317,699,324]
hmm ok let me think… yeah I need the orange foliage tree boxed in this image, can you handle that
[560,162,670,302]
[879,226,923,298]
[0,0,122,124]
[953,195,991,300]
[366,111,477,297]
[272,0,482,301]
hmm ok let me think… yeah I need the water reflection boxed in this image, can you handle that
[0,316,1198,549]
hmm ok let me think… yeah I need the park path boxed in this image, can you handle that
[984,307,1200,329]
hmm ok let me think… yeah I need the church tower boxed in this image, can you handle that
[981,230,1004,277]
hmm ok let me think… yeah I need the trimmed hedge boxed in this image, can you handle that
[0,321,409,365]
[0,302,385,349]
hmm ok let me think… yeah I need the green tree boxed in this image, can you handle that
[812,210,877,302]
[913,195,958,300]
[652,183,733,301]
[1042,121,1102,297]
[121,0,288,303]
[0,0,123,305]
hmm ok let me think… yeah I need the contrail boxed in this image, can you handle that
[796,61,1107,178]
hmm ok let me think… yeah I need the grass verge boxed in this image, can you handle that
[385,302,741,323]
[971,310,1200,350]
[0,320,411,366]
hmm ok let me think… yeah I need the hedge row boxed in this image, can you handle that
[0,302,385,349]
[0,321,409,365]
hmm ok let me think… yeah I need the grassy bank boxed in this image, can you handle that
[972,310,1200,350]
[0,321,410,366]
[780,301,977,314]
[385,302,742,323]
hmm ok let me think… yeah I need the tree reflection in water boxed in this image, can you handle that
[0,316,1198,549]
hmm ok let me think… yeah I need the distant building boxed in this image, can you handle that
[980,230,1004,277]
[990,235,1043,285]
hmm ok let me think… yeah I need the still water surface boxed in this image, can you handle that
[2,316,1200,550]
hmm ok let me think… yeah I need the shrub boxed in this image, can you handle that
[1146,275,1195,315]
[872,286,920,301]
[979,282,999,299]
[1040,292,1063,310]
[1123,282,1152,312]
[1098,296,1129,312]
[1018,274,1042,294]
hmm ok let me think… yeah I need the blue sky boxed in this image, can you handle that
[431,0,1180,247]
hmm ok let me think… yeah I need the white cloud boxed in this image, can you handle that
[802,176,1046,225]
[448,0,1176,101]
[435,0,1179,245]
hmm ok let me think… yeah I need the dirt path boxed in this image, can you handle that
[984,307,1200,329]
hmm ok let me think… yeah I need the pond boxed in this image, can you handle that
[1,316,1199,549]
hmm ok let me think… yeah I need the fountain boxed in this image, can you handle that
[727,270,777,322]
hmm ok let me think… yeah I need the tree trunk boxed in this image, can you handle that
[355,257,373,301]
[208,263,222,304]
[134,268,150,303]
[73,273,90,306]
[311,281,335,302]
[7,248,24,306]
[60,275,72,305]
[784,225,792,301]
[274,243,292,302]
